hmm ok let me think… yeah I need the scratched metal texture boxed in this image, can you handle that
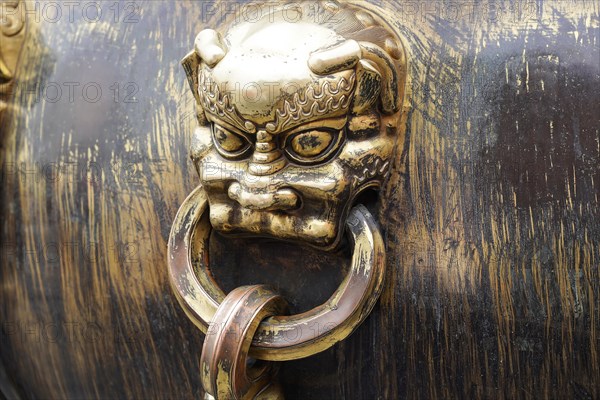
[1,1,599,399]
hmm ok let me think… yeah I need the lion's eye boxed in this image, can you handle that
[212,125,251,158]
[291,131,333,157]
[285,129,343,165]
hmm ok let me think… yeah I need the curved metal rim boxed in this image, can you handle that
[200,285,286,399]
[167,185,386,361]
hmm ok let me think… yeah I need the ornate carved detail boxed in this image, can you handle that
[354,158,390,186]
[0,0,26,118]
[198,69,356,134]
[184,0,407,249]
[198,69,256,133]
[265,74,355,134]
[0,1,24,38]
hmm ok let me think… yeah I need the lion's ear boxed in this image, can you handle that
[181,50,201,106]
[181,50,208,125]
[182,29,228,126]
[352,60,382,114]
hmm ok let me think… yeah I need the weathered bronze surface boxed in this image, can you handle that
[1,0,598,399]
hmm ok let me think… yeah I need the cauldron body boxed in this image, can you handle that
[1,1,598,398]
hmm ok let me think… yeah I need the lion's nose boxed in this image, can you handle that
[228,182,300,211]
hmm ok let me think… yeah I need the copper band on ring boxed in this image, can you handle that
[200,285,287,399]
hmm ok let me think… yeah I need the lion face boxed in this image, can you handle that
[185,3,405,249]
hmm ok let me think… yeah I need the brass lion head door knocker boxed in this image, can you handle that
[168,2,407,398]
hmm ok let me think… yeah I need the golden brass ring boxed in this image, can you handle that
[168,185,385,361]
